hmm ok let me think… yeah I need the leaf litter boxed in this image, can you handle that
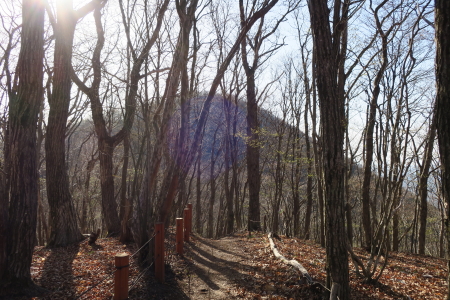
[24,231,447,299]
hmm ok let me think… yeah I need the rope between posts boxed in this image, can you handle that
[72,232,159,299]
[129,261,154,291]
[75,234,156,300]
[130,233,157,258]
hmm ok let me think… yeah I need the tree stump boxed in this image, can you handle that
[88,229,101,245]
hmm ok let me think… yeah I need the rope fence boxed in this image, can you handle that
[72,203,193,300]
[130,232,157,258]
[129,261,154,292]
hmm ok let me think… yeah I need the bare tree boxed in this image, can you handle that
[152,0,281,233]
[44,0,102,247]
[417,111,436,254]
[360,0,419,252]
[0,0,46,295]
[308,0,351,298]
[298,30,314,239]
[361,0,391,250]
[72,0,170,235]
[434,0,450,298]
[239,0,296,232]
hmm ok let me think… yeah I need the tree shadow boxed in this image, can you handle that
[186,237,325,299]
[189,242,247,286]
[0,280,48,300]
[373,281,411,299]
[37,243,80,299]
[193,235,248,260]
[351,280,412,300]
[187,239,266,295]
[129,264,190,300]
[183,251,222,291]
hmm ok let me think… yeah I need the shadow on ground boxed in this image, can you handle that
[38,243,80,299]
[197,236,248,260]
[129,264,190,300]
[189,241,248,290]
[182,235,325,300]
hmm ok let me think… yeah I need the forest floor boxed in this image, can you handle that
[4,230,447,299]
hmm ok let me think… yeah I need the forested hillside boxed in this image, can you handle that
[0,0,448,299]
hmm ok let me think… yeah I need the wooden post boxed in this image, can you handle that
[183,208,190,242]
[114,253,129,300]
[155,222,165,283]
[186,203,193,235]
[176,218,184,255]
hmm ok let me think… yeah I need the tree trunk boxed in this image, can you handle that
[361,1,389,249]
[98,139,121,235]
[224,99,235,234]
[304,75,313,240]
[272,128,284,234]
[292,177,301,237]
[346,203,353,245]
[392,209,399,252]
[216,191,225,238]
[303,167,313,239]
[440,215,445,258]
[0,0,45,291]
[0,156,8,282]
[207,127,219,238]
[310,49,325,247]
[81,156,96,233]
[232,102,242,230]
[208,178,216,238]
[418,113,436,254]
[244,67,261,232]
[308,0,350,298]
[195,148,202,235]
[361,97,377,249]
[45,0,84,247]
[119,135,133,243]
[434,1,450,298]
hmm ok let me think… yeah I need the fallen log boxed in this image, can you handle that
[268,232,313,285]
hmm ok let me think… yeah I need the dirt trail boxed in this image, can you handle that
[178,234,256,299]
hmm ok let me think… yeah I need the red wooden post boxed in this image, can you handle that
[186,203,193,235]
[176,218,184,255]
[155,222,165,283]
[183,208,190,242]
[114,253,129,300]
